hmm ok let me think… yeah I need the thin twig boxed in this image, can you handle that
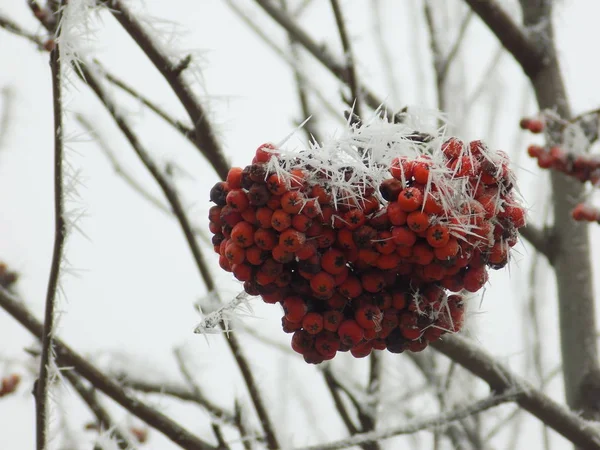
[0,86,15,151]
[117,375,237,425]
[103,0,230,180]
[0,286,217,450]
[36,10,66,448]
[423,0,446,112]
[433,335,600,449]
[74,113,210,245]
[370,0,400,106]
[0,13,45,48]
[95,62,196,141]
[211,423,230,450]
[329,0,360,115]
[280,0,321,143]
[234,400,254,450]
[62,370,134,450]
[294,394,515,450]
[322,367,359,435]
[79,63,216,291]
[253,0,384,111]
[224,0,341,123]
[223,332,280,449]
[438,10,473,83]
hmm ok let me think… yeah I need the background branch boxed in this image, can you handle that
[0,286,217,450]
[104,0,230,180]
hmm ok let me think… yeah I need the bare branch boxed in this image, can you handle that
[0,13,45,48]
[36,8,66,447]
[95,62,195,140]
[224,0,341,123]
[322,367,359,435]
[74,114,211,246]
[103,0,230,180]
[519,223,554,263]
[295,394,514,450]
[223,332,280,449]
[0,286,217,450]
[329,0,360,115]
[62,370,133,450]
[253,0,385,111]
[438,10,473,83]
[79,63,216,292]
[433,335,600,448]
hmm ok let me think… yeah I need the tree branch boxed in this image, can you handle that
[253,0,385,111]
[433,335,600,449]
[62,370,133,450]
[36,8,66,447]
[103,0,230,180]
[518,0,599,421]
[294,393,514,450]
[519,223,554,263]
[329,0,360,115]
[79,62,216,292]
[462,0,545,78]
[95,62,196,141]
[0,286,217,450]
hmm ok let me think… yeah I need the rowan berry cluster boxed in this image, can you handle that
[522,116,600,223]
[208,120,525,364]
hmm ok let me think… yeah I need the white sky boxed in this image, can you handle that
[0,0,599,448]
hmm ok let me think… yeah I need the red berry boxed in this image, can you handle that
[338,320,364,346]
[302,312,324,334]
[397,187,423,212]
[355,305,383,330]
[283,296,308,323]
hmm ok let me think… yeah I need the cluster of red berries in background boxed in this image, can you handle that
[208,124,526,364]
[521,116,600,223]
[0,373,20,398]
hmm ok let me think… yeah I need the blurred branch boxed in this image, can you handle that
[94,62,196,141]
[0,13,45,48]
[223,331,280,449]
[224,0,341,123]
[253,0,385,111]
[280,0,321,142]
[0,86,14,151]
[79,63,216,292]
[329,0,360,115]
[370,0,400,106]
[74,114,211,246]
[36,9,65,448]
[103,0,230,180]
[0,286,217,450]
[62,370,133,450]
[323,366,380,450]
[438,10,473,84]
[519,224,554,263]
[423,0,446,112]
[462,0,544,78]
[433,335,600,448]
[322,367,359,435]
[295,393,514,450]
[117,375,237,425]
